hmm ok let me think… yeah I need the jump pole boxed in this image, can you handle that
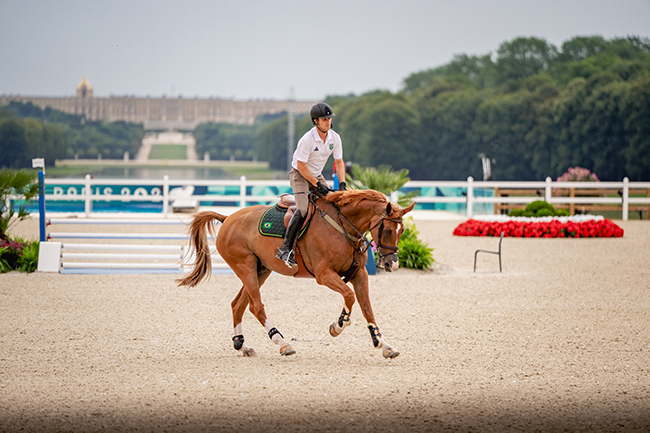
[44,219,227,274]
[33,158,66,273]
[32,158,46,242]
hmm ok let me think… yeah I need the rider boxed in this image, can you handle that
[275,102,348,268]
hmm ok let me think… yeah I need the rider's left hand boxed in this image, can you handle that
[338,182,347,191]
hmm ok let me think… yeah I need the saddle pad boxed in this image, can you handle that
[258,205,310,238]
[259,206,288,237]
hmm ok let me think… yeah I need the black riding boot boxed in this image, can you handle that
[275,209,304,268]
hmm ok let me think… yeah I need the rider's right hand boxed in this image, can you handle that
[315,181,330,197]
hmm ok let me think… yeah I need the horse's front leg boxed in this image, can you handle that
[314,269,355,337]
[351,268,400,359]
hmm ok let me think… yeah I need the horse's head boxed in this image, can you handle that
[369,201,416,272]
[327,190,416,272]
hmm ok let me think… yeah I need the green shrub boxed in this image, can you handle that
[0,239,23,273]
[0,237,39,273]
[370,217,434,270]
[400,217,419,242]
[525,200,555,215]
[0,248,12,273]
[510,202,572,218]
[17,240,39,273]
[0,169,39,239]
[397,218,434,270]
[399,236,434,270]
[536,208,555,217]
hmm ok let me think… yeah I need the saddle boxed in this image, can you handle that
[259,193,361,282]
[265,194,314,278]
[276,194,315,230]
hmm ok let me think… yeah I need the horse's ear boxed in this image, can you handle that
[385,202,393,215]
[402,202,416,215]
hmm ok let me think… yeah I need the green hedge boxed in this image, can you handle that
[509,201,571,218]
[397,218,434,270]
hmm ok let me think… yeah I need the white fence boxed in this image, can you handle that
[41,175,650,221]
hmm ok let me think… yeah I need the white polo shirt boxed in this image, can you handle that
[291,127,343,177]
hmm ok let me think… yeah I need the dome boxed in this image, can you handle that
[76,77,93,97]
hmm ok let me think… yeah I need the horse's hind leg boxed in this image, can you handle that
[231,260,295,356]
[231,287,256,357]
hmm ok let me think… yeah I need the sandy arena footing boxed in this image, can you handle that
[1,216,648,432]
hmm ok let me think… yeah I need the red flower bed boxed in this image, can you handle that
[453,219,624,238]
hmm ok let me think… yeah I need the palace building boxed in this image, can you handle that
[1,77,316,130]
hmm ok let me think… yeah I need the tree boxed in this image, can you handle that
[3,102,144,161]
[495,37,559,86]
[195,123,258,160]
[475,80,558,180]
[329,96,376,167]
[558,36,609,63]
[0,119,29,168]
[620,72,650,180]
[333,92,420,173]
[414,82,489,179]
[359,96,420,171]
[256,117,290,171]
[402,54,495,93]
[578,79,628,180]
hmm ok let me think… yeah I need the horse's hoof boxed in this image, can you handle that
[280,344,296,356]
[382,347,400,359]
[242,347,257,357]
[329,323,341,337]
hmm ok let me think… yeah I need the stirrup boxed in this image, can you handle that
[276,247,297,268]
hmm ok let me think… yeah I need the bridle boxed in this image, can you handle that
[369,214,403,262]
[311,194,403,261]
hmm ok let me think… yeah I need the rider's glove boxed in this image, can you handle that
[315,181,331,197]
[338,182,347,191]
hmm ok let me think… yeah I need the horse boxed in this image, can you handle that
[177,189,415,359]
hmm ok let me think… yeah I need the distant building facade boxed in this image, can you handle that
[0,77,316,130]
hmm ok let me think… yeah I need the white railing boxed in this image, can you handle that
[41,175,650,221]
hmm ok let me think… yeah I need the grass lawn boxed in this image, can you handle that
[148,144,187,160]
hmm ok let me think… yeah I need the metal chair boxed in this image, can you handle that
[474,232,504,272]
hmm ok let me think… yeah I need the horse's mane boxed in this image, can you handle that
[327,189,387,208]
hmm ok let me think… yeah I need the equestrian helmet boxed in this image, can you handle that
[310,102,335,124]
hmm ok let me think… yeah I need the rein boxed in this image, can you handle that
[311,194,403,259]
[311,196,370,252]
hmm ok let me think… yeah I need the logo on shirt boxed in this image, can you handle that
[329,143,334,151]
[314,146,319,151]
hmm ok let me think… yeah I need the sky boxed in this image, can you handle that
[1,0,649,101]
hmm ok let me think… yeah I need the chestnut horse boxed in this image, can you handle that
[177,189,415,358]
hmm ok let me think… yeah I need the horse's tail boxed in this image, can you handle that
[176,211,227,288]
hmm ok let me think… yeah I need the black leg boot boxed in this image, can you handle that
[275,209,304,268]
